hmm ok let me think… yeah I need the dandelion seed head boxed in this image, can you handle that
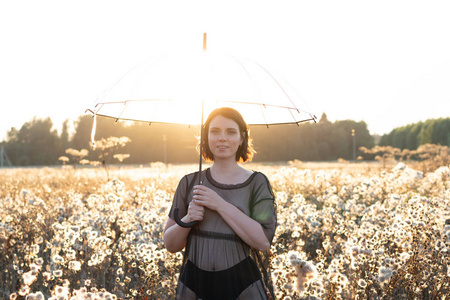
[54,285,69,296]
[402,242,412,249]
[358,279,367,288]
[34,257,44,266]
[378,267,393,283]
[26,292,45,300]
[52,255,64,264]
[30,244,40,255]
[29,263,41,273]
[68,260,82,271]
[400,252,410,261]
[22,270,37,286]
[290,257,317,293]
[435,241,445,250]
[18,286,30,296]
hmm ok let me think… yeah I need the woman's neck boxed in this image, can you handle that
[210,160,252,184]
[210,159,240,175]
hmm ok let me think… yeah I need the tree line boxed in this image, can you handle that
[379,117,450,150]
[1,113,379,166]
[2,114,447,167]
[2,114,438,167]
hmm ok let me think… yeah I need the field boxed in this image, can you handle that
[1,161,449,299]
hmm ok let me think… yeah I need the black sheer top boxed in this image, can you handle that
[168,168,277,299]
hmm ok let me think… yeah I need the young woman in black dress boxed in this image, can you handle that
[163,107,277,299]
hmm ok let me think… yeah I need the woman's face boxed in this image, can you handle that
[208,115,243,162]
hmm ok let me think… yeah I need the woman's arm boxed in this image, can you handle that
[192,185,271,251]
[163,200,204,253]
[217,200,271,251]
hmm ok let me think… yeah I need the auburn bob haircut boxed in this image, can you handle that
[199,107,256,163]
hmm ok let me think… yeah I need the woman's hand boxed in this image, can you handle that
[186,199,205,222]
[192,185,224,212]
[192,184,270,251]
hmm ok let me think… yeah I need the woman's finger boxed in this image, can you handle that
[187,202,204,221]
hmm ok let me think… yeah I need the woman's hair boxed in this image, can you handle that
[199,107,256,163]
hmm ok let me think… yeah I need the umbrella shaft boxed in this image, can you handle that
[198,99,204,185]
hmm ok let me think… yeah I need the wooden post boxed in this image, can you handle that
[0,145,12,167]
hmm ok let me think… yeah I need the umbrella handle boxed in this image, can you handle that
[173,99,203,229]
[173,207,198,228]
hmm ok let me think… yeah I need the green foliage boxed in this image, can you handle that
[380,118,450,149]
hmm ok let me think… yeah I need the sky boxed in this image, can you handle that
[1,0,449,141]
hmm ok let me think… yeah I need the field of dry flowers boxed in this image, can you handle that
[1,161,449,299]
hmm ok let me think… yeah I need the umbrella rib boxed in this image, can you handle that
[217,55,315,124]
[115,101,129,121]
[86,111,316,126]
[98,56,163,103]
[281,76,317,118]
[247,59,303,122]
[96,98,172,105]
[99,63,146,102]
[230,55,265,101]
[127,56,166,97]
[231,56,270,126]
[95,98,313,114]
[258,105,270,128]
[92,98,315,124]
[218,100,312,113]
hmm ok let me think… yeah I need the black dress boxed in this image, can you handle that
[168,168,277,300]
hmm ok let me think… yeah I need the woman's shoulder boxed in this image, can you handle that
[182,171,201,183]
[251,171,273,190]
[251,170,270,181]
[175,171,201,195]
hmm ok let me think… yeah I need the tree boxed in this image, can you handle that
[4,117,60,165]
[432,118,450,146]
[419,119,436,145]
[319,113,331,124]
[59,119,70,152]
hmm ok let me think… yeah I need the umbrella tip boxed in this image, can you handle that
[203,33,207,52]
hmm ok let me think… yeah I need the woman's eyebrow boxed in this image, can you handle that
[209,127,238,131]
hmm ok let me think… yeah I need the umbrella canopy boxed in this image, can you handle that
[86,34,317,227]
[87,51,316,127]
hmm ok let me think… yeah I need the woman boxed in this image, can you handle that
[163,107,277,299]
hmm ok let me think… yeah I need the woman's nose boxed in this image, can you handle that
[219,133,226,141]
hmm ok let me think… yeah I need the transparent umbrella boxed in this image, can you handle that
[86,33,317,226]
